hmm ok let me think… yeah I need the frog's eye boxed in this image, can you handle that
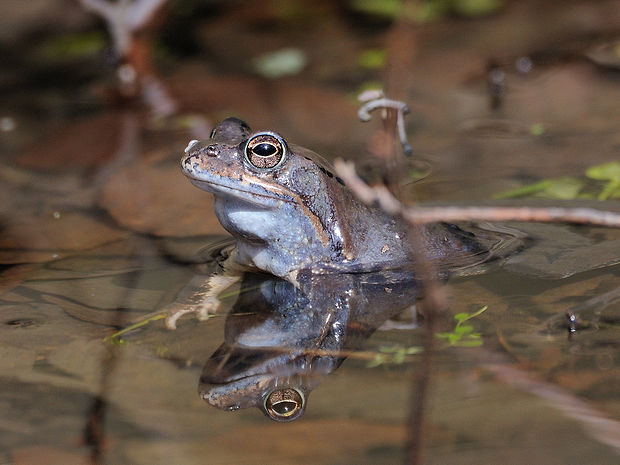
[244,132,287,169]
[263,387,305,422]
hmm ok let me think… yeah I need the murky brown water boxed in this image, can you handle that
[1,1,619,464]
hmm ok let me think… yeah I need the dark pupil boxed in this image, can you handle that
[273,401,297,415]
[253,143,277,157]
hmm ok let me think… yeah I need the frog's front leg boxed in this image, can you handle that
[165,272,242,329]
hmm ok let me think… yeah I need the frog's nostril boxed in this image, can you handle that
[205,145,218,157]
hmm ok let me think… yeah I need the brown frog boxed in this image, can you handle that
[180,117,498,282]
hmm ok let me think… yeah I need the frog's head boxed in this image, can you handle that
[181,117,343,209]
[180,118,352,277]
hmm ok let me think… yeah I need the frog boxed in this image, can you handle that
[174,117,619,330]
[180,117,506,282]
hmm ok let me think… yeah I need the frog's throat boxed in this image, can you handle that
[190,177,331,249]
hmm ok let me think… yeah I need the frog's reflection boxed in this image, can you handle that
[199,269,420,421]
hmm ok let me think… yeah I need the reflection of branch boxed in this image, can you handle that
[79,0,180,119]
[334,159,620,227]
[480,352,620,454]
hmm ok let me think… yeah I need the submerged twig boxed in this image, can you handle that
[335,159,620,228]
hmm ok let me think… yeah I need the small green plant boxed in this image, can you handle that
[495,162,620,201]
[436,305,487,347]
[586,162,620,200]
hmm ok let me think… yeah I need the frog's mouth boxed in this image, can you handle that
[187,177,293,207]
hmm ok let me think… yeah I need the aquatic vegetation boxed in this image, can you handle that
[495,162,620,201]
[368,306,488,366]
[436,305,487,347]
[586,162,620,200]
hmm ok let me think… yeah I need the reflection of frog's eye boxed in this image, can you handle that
[244,132,287,169]
[263,387,305,422]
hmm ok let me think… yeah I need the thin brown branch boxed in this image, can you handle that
[334,159,620,227]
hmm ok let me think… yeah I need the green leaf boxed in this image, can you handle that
[393,351,405,364]
[598,180,620,200]
[493,179,553,199]
[454,324,474,334]
[453,312,471,322]
[367,354,387,368]
[538,177,584,200]
[493,177,584,200]
[585,162,620,182]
